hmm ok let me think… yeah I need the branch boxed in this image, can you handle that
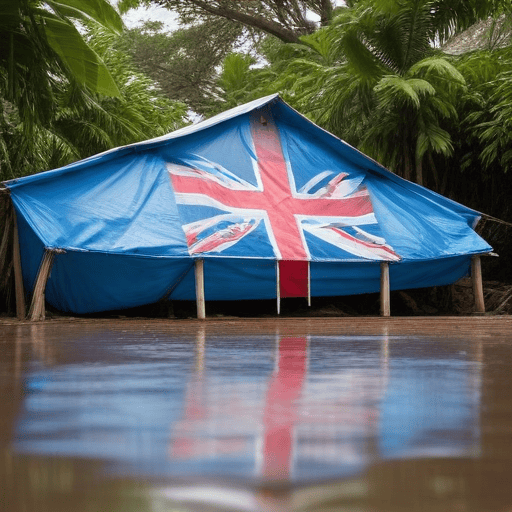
[166,0,304,42]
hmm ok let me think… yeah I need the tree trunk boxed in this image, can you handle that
[319,0,333,25]
[439,161,449,197]
[415,152,423,187]
[403,144,412,182]
[428,152,439,192]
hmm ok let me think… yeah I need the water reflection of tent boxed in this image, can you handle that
[169,334,380,481]
[1,94,491,319]
[11,327,481,482]
[168,332,481,482]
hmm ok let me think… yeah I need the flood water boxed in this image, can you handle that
[2,316,512,512]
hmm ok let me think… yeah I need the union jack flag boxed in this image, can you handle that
[168,116,400,262]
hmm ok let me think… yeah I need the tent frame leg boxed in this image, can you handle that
[12,210,26,320]
[28,248,58,321]
[472,255,485,314]
[195,259,206,320]
[380,262,390,317]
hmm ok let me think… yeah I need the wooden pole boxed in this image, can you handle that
[27,249,56,321]
[194,259,206,320]
[380,262,390,317]
[472,255,485,314]
[276,261,280,315]
[12,210,26,320]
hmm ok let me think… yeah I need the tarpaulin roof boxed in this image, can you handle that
[3,94,491,313]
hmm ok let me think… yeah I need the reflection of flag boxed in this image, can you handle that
[262,336,308,480]
[167,335,309,478]
[170,378,248,459]
[168,117,400,262]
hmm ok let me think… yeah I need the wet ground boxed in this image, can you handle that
[1,316,512,512]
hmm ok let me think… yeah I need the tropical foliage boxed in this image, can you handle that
[1,0,122,119]
[0,1,187,181]
[3,0,512,278]
[227,0,508,188]
[117,19,243,116]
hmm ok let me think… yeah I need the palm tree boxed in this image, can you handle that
[269,0,506,186]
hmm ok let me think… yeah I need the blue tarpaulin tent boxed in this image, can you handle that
[2,94,491,316]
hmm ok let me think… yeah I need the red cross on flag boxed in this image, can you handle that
[168,115,400,298]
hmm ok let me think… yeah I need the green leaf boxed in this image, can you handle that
[419,124,453,157]
[298,31,333,63]
[45,0,123,34]
[375,76,435,109]
[43,15,120,97]
[409,57,466,84]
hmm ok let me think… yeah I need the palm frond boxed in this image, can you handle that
[416,123,453,158]
[46,0,124,34]
[409,56,465,83]
[42,12,120,97]
[375,75,435,109]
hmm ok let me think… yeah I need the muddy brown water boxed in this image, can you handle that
[1,316,512,512]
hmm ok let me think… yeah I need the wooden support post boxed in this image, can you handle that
[276,261,281,315]
[12,210,26,320]
[194,259,206,320]
[380,261,390,317]
[28,249,56,321]
[472,255,485,314]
